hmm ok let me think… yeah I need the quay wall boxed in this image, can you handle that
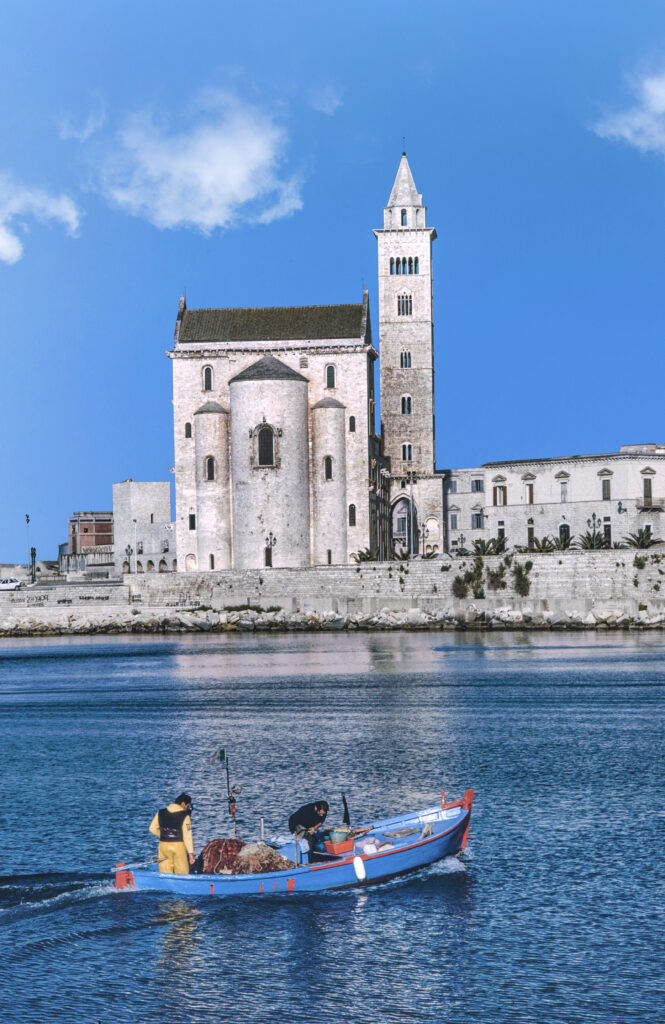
[2,551,665,634]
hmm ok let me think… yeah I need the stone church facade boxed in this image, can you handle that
[169,154,665,572]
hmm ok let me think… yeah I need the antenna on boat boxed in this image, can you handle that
[211,746,241,838]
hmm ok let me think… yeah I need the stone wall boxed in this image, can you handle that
[4,552,665,637]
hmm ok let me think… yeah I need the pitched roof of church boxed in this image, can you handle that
[388,153,422,207]
[178,303,366,343]
[229,354,308,384]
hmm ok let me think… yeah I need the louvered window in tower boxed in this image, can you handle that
[258,427,274,466]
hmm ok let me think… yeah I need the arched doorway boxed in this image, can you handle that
[391,497,417,557]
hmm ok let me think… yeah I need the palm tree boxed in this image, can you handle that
[532,536,555,552]
[553,533,574,550]
[623,528,664,549]
[576,531,608,550]
[351,547,380,562]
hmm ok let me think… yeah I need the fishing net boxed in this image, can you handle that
[198,838,295,874]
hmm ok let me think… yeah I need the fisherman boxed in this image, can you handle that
[288,800,329,851]
[149,793,195,874]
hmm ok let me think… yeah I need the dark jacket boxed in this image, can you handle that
[289,802,326,834]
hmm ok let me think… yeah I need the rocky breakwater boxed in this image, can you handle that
[3,602,665,637]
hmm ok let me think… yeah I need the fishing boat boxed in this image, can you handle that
[114,789,474,896]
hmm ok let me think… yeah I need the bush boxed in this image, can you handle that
[512,561,532,597]
[486,564,507,590]
[452,575,469,599]
[633,555,647,570]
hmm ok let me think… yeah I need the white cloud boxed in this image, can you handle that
[100,95,303,232]
[308,85,342,116]
[0,176,80,265]
[593,71,665,154]
[59,106,106,142]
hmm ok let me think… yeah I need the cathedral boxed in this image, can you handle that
[167,151,665,573]
[169,153,441,570]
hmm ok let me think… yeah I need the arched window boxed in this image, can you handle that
[402,443,412,461]
[402,258,407,274]
[349,503,356,526]
[401,395,412,414]
[137,561,144,573]
[408,257,413,274]
[390,258,395,274]
[349,415,356,433]
[414,257,419,274]
[324,456,333,480]
[396,259,402,275]
[258,427,274,466]
[122,560,129,574]
[325,364,336,389]
[203,366,213,391]
[400,350,411,368]
[397,295,413,316]
[147,560,154,572]
[401,209,407,226]
[209,554,215,570]
[185,422,192,438]
[158,559,168,573]
[204,456,215,480]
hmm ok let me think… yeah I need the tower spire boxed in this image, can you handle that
[387,152,422,208]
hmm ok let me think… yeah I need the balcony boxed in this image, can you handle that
[636,498,665,512]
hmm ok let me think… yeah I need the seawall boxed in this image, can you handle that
[3,550,665,636]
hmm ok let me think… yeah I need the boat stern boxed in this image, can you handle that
[115,862,135,889]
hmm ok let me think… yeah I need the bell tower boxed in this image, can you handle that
[374,153,437,477]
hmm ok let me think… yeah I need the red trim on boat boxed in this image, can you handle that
[259,882,263,894]
[210,884,214,895]
[273,881,277,892]
[460,789,474,849]
[287,878,295,892]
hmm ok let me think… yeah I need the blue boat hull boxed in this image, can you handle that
[116,791,473,897]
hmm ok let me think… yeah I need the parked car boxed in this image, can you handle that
[0,578,21,590]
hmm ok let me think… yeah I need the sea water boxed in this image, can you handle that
[1,632,663,1023]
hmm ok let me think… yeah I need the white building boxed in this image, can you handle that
[112,480,175,574]
[169,296,388,570]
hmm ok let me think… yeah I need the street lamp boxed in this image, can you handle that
[25,514,30,577]
[30,547,36,583]
[125,544,133,573]
[418,523,429,556]
[587,512,601,547]
[265,531,277,567]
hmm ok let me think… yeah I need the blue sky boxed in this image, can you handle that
[3,0,665,561]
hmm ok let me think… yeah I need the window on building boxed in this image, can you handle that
[401,209,407,226]
[258,427,274,466]
[137,542,143,555]
[396,258,402,275]
[408,257,413,274]
[400,350,411,368]
[643,477,653,506]
[493,485,507,506]
[150,513,154,524]
[401,395,412,414]
[264,546,272,567]
[559,523,570,543]
[324,456,333,480]
[327,549,332,565]
[349,504,356,527]
[203,366,213,391]
[602,478,611,501]
[471,479,484,493]
[209,554,215,570]
[471,513,484,529]
[497,521,505,540]
[603,518,611,545]
[299,356,308,368]
[205,456,215,480]
[560,481,568,503]
[526,482,534,504]
[414,257,419,274]
[390,258,395,274]
[185,422,192,438]
[450,513,458,530]
[325,364,336,389]
[349,416,356,433]
[188,514,196,531]
[645,523,652,540]
[527,524,535,549]
[397,294,412,316]
[402,444,412,461]
[447,478,457,493]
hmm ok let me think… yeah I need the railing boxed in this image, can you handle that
[636,498,665,511]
